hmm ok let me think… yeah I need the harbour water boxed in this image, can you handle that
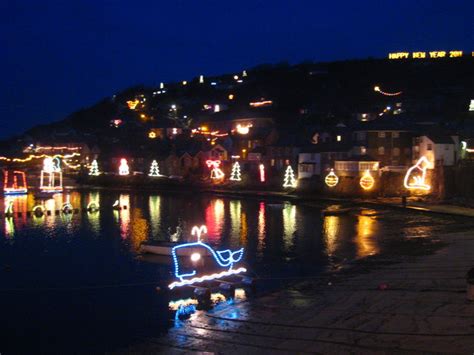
[0,190,466,352]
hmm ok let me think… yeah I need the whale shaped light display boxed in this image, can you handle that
[404,156,431,191]
[168,225,246,289]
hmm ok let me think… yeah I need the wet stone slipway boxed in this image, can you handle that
[121,231,474,354]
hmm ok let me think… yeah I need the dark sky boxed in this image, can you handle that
[0,0,472,139]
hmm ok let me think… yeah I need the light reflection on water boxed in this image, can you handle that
[0,191,451,264]
[0,190,468,353]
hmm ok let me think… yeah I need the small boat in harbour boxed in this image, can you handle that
[140,240,212,257]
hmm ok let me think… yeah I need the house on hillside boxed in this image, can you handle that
[298,143,351,179]
[351,120,413,167]
[412,134,459,166]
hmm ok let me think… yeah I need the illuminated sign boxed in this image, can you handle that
[389,50,465,59]
[360,170,375,190]
[168,225,246,289]
[325,169,339,187]
[404,156,431,191]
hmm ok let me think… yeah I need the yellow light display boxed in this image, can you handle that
[359,170,374,190]
[404,156,431,191]
[325,169,339,187]
[0,153,80,163]
[374,85,402,96]
[127,100,139,110]
[148,131,156,139]
[389,50,465,60]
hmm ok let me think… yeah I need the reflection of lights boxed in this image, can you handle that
[4,217,14,238]
[229,200,241,243]
[360,170,375,190]
[282,204,296,249]
[355,215,379,258]
[325,169,339,187]
[257,202,265,253]
[404,156,431,191]
[148,195,161,238]
[323,216,340,255]
[118,194,130,239]
[130,207,148,251]
[206,199,225,241]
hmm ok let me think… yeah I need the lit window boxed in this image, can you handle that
[378,132,386,138]
[378,146,385,155]
[392,132,399,138]
[336,135,342,142]
[393,147,400,157]
[361,146,367,155]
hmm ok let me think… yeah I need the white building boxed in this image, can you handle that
[413,135,459,167]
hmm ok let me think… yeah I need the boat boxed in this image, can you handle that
[140,240,212,257]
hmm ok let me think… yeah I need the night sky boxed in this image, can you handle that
[0,0,472,139]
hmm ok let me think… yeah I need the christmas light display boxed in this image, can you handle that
[404,156,431,191]
[206,160,225,180]
[0,152,79,163]
[32,205,45,216]
[148,160,161,177]
[40,157,63,193]
[127,99,139,110]
[118,158,130,176]
[3,170,28,195]
[229,162,241,181]
[5,200,14,216]
[89,160,100,176]
[359,170,375,190]
[235,124,252,135]
[374,86,402,96]
[325,169,339,187]
[283,165,297,188]
[86,201,99,212]
[168,225,246,289]
[259,164,265,182]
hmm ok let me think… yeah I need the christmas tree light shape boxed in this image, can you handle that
[149,160,162,177]
[360,170,375,190]
[89,159,100,176]
[229,162,241,181]
[119,158,130,176]
[283,165,297,188]
[404,156,431,191]
[325,169,339,187]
